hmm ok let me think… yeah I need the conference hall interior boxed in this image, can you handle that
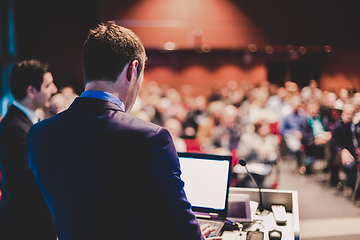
[1,1,360,239]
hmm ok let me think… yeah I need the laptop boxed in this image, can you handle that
[177,152,232,237]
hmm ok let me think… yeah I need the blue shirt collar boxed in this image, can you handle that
[80,90,125,112]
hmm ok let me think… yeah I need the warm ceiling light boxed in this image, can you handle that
[324,45,331,52]
[286,45,294,52]
[265,46,273,54]
[164,42,176,51]
[299,46,306,54]
[248,44,257,52]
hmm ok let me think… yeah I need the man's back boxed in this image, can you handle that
[28,97,203,240]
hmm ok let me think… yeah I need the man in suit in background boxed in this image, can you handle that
[0,59,58,239]
[27,21,219,240]
[330,103,360,191]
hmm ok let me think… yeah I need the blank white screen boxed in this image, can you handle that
[179,157,229,210]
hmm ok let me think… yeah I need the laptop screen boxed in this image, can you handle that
[178,152,232,218]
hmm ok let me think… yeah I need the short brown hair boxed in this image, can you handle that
[10,59,50,100]
[83,21,146,83]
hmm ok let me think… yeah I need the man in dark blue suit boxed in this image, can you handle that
[330,103,360,190]
[0,59,58,239]
[27,21,219,240]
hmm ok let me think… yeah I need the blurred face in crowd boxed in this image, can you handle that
[256,87,269,105]
[309,80,318,89]
[306,102,319,118]
[339,88,348,101]
[257,122,271,137]
[164,118,182,139]
[326,92,337,108]
[342,104,355,124]
[50,93,66,114]
[33,72,58,109]
[221,105,238,126]
[277,87,288,100]
[290,95,302,111]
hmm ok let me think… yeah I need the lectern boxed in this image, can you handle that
[225,187,300,240]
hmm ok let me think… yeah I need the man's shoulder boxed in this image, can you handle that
[31,108,164,139]
[0,106,31,134]
[114,113,164,135]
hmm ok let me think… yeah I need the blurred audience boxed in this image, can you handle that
[164,118,187,152]
[46,93,67,118]
[320,91,339,130]
[235,120,279,187]
[85,78,360,189]
[300,79,323,103]
[267,87,292,123]
[281,95,306,168]
[300,100,331,174]
[210,104,241,152]
[334,88,349,113]
[248,87,277,124]
[60,85,78,109]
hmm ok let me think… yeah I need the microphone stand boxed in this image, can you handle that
[239,159,266,214]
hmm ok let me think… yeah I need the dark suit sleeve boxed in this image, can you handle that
[321,115,331,132]
[330,124,343,154]
[300,118,315,146]
[147,128,204,240]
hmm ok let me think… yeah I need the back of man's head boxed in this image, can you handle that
[10,59,50,101]
[83,21,146,84]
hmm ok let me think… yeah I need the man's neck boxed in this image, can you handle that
[85,81,120,98]
[16,98,37,111]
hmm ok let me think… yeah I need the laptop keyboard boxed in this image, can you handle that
[197,219,224,237]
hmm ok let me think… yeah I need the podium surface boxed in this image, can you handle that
[223,187,300,240]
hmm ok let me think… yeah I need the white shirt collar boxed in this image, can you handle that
[12,101,39,124]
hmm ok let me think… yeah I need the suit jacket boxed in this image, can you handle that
[331,120,360,159]
[27,97,204,240]
[0,105,56,239]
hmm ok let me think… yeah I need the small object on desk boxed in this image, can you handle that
[246,230,264,240]
[269,229,282,240]
[271,205,287,225]
[223,219,241,231]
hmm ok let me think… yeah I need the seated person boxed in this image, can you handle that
[236,120,279,187]
[330,103,360,191]
[248,87,277,124]
[300,100,331,174]
[281,95,306,168]
[210,104,241,152]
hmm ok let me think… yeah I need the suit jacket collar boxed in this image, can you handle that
[70,97,125,113]
[7,104,34,128]
[13,101,39,124]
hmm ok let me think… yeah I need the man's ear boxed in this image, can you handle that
[126,60,139,82]
[26,85,36,99]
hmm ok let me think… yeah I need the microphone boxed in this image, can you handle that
[239,158,264,213]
